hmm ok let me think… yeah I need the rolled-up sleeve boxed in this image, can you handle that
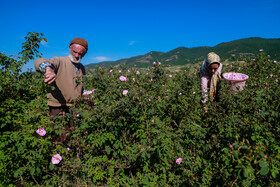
[38,62,53,74]
[34,57,60,74]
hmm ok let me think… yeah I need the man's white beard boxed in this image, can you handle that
[68,54,81,64]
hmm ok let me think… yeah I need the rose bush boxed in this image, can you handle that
[0,33,279,186]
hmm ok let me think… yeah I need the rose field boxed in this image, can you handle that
[0,33,280,186]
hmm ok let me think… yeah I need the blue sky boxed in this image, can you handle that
[1,0,280,72]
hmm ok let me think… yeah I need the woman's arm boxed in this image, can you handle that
[217,63,223,74]
[200,75,210,103]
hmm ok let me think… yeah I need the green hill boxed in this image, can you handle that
[85,37,280,69]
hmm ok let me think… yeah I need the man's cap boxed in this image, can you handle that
[69,38,88,52]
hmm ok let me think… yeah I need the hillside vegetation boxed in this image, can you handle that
[86,37,280,69]
[1,33,280,186]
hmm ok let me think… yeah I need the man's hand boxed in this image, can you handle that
[83,90,92,100]
[44,66,56,84]
[83,93,89,99]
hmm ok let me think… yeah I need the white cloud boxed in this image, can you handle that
[93,56,110,62]
[40,40,48,46]
[129,41,136,45]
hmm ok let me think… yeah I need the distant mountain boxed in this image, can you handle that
[85,37,280,69]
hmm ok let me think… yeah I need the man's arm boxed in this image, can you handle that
[34,58,58,84]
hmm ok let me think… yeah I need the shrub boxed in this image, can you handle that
[0,34,279,186]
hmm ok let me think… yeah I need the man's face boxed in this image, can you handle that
[69,44,86,62]
[208,63,219,75]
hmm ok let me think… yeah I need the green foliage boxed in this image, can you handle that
[0,32,48,131]
[0,33,280,186]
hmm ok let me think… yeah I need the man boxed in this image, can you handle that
[34,37,88,142]
[35,37,88,114]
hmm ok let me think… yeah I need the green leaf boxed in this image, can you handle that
[13,171,18,178]
[236,165,245,169]
[30,167,35,175]
[259,160,269,168]
[105,146,112,155]
[225,160,229,166]
[243,168,249,178]
[222,148,229,153]
[271,169,278,178]
[234,151,239,159]
[49,163,54,170]
[260,166,269,176]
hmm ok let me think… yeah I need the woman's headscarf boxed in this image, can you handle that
[199,52,222,102]
[199,52,221,76]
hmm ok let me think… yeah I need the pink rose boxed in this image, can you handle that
[119,76,127,82]
[36,128,46,136]
[123,90,128,96]
[51,154,62,164]
[176,157,182,164]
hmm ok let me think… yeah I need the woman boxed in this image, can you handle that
[199,52,223,103]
